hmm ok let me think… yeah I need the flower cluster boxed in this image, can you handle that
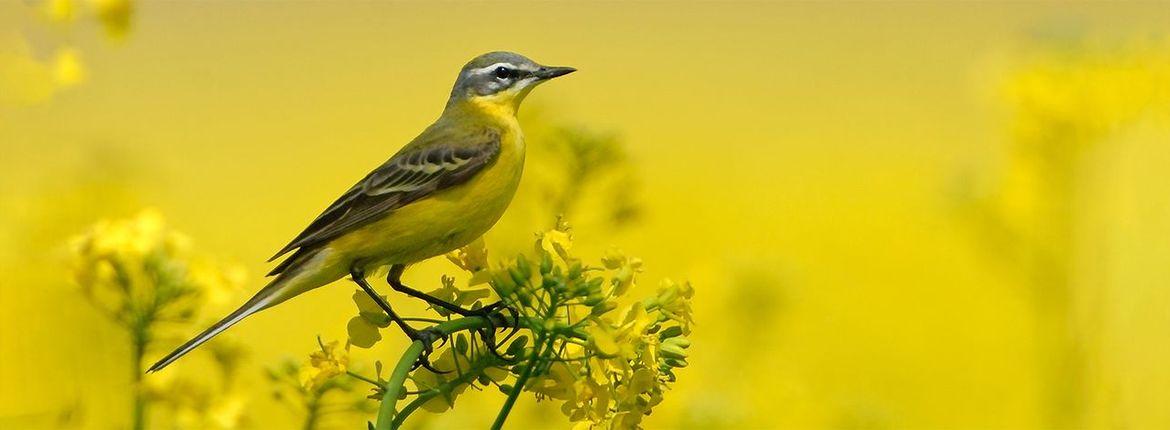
[1005,37,1170,145]
[340,222,693,429]
[500,229,693,429]
[301,339,350,391]
[3,0,135,106]
[69,209,242,332]
[68,209,248,430]
[268,338,376,430]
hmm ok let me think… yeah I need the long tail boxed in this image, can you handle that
[146,278,282,372]
[148,248,337,372]
[148,248,332,372]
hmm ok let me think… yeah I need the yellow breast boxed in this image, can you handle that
[327,121,525,271]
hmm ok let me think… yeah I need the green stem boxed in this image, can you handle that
[390,366,483,429]
[489,335,551,430]
[346,370,385,388]
[375,316,501,430]
[302,395,320,430]
[491,298,561,430]
[373,315,586,430]
[377,342,423,430]
[131,327,147,430]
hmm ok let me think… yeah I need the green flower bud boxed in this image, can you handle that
[507,335,529,356]
[516,287,532,307]
[586,277,605,294]
[539,252,553,275]
[660,342,688,360]
[455,334,469,354]
[542,277,559,290]
[498,384,514,395]
[658,326,684,340]
[509,266,528,287]
[662,337,691,349]
[568,262,582,280]
[591,301,618,316]
[516,254,531,277]
[583,293,605,306]
[490,271,515,297]
[664,358,688,368]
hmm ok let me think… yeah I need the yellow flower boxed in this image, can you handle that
[425,275,492,317]
[300,339,348,391]
[587,324,620,359]
[602,249,643,297]
[650,279,694,331]
[446,237,489,273]
[190,261,246,308]
[411,349,474,413]
[68,209,227,323]
[206,394,248,430]
[346,315,382,349]
[1004,42,1170,143]
[52,47,85,88]
[347,290,390,348]
[537,223,574,262]
[73,209,169,261]
[43,0,75,22]
[530,362,577,401]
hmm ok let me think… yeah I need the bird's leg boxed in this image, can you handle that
[387,264,520,361]
[350,265,448,373]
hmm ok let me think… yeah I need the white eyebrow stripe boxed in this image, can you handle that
[471,62,519,75]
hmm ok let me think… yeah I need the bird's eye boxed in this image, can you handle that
[494,66,511,80]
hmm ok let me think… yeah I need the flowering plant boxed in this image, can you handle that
[69,210,247,430]
[314,222,694,429]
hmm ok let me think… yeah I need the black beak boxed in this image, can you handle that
[533,66,576,80]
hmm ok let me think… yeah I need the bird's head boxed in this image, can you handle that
[447,51,575,116]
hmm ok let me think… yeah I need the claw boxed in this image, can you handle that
[415,355,450,374]
[481,328,515,363]
[466,302,522,363]
[407,327,451,374]
[496,305,521,345]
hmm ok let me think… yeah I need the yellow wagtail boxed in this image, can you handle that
[148,52,575,372]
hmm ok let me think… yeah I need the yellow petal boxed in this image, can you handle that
[420,394,453,413]
[346,316,381,349]
[44,0,75,22]
[483,366,509,383]
[540,229,573,260]
[53,47,86,88]
[588,327,619,358]
[468,269,492,286]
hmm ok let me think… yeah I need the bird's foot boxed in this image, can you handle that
[461,302,521,363]
[405,326,451,374]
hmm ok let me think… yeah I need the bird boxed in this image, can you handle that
[148,51,575,372]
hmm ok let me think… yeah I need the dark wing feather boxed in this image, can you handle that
[267,130,501,276]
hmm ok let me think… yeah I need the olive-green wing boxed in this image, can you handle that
[267,130,500,276]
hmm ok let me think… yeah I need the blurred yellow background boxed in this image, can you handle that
[3,1,1170,429]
